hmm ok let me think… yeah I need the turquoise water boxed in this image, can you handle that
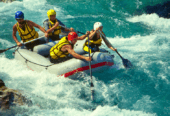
[0,0,170,115]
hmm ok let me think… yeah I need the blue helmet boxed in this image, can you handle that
[15,11,24,19]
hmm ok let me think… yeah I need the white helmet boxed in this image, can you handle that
[93,22,103,30]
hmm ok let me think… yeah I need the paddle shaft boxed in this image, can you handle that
[99,30,133,69]
[87,34,94,100]
[7,45,18,50]
[87,35,93,77]
[59,25,85,35]
[59,24,94,99]
[24,36,45,44]
[98,30,124,60]
[0,36,45,53]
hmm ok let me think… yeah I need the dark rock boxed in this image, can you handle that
[0,0,15,3]
[145,1,170,18]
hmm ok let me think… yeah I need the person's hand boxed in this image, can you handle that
[113,48,117,51]
[17,42,22,47]
[110,47,117,51]
[86,31,90,35]
[69,27,74,32]
[44,32,49,37]
[85,57,91,61]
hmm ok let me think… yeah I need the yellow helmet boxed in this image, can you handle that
[47,9,56,19]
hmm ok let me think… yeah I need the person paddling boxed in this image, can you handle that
[49,32,91,63]
[43,9,74,42]
[12,11,47,51]
[83,22,117,53]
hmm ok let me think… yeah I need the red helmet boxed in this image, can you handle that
[68,32,78,41]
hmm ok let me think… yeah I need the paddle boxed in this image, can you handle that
[59,24,95,99]
[87,34,94,100]
[98,30,133,69]
[59,24,86,35]
[0,45,18,54]
[0,36,45,54]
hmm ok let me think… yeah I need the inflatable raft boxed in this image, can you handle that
[14,35,114,78]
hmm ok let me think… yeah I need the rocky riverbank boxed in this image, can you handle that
[0,0,15,3]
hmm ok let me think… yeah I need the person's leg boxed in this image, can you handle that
[91,45,99,52]
[25,40,40,51]
[49,56,59,63]
[49,56,71,63]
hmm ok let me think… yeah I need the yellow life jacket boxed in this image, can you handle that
[47,19,61,36]
[50,36,73,60]
[83,32,104,53]
[16,21,38,42]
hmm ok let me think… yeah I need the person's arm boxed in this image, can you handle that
[64,27,74,32]
[12,24,22,46]
[28,20,46,33]
[88,30,98,40]
[64,45,91,61]
[43,21,50,37]
[100,33,117,51]
[43,21,49,31]
[46,21,59,33]
[77,31,90,40]
[87,27,101,40]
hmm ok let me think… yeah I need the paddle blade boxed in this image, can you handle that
[91,82,94,101]
[0,49,7,54]
[122,58,133,69]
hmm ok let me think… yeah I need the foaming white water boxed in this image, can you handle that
[23,0,47,9]
[0,1,23,14]
[0,53,156,115]
[106,32,170,57]
[29,106,156,116]
[22,0,75,22]
[127,13,170,29]
[22,0,65,24]
[0,55,91,107]
[0,38,14,48]
[0,54,92,105]
[0,0,67,25]
[133,95,154,112]
[90,105,156,116]
[109,1,116,13]
[1,0,169,115]
[105,32,170,82]
[65,14,103,19]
